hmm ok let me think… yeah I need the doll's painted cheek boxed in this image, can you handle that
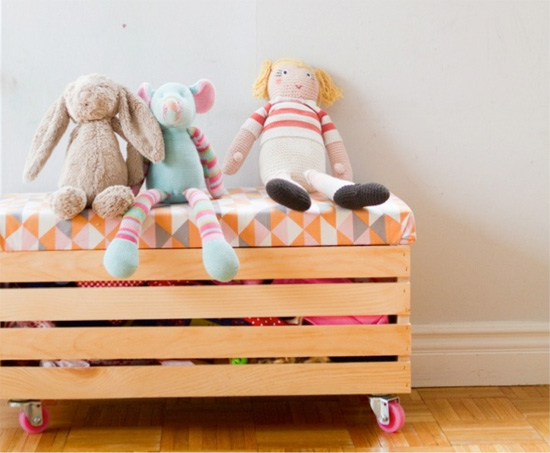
[275,78,282,85]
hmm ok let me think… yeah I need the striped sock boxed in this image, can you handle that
[114,188,168,244]
[104,188,169,278]
[184,187,239,282]
[184,188,224,242]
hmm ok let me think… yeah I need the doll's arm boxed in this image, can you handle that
[189,127,227,199]
[327,142,353,181]
[222,105,269,175]
[320,111,354,181]
[223,129,256,175]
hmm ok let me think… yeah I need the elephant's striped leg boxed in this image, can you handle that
[184,188,239,282]
[103,189,168,278]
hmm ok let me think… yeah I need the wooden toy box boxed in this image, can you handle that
[0,188,415,431]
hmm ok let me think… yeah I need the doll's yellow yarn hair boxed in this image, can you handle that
[252,58,343,107]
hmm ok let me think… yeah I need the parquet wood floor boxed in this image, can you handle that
[0,386,548,452]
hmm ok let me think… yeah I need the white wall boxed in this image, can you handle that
[1,0,548,384]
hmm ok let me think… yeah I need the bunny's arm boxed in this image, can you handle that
[189,127,227,199]
[112,117,145,189]
[222,104,270,175]
[319,111,354,181]
[111,116,125,139]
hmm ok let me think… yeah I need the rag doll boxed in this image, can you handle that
[24,74,164,219]
[103,80,239,282]
[223,58,390,211]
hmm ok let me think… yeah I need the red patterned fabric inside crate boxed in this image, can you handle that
[0,187,416,251]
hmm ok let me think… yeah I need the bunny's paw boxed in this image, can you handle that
[51,186,87,219]
[93,186,135,219]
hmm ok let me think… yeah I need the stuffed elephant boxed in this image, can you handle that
[104,80,239,282]
[24,73,165,219]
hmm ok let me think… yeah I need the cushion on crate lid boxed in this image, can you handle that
[0,187,416,251]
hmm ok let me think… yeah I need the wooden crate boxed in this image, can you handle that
[0,245,411,400]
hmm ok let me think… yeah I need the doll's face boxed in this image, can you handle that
[267,64,319,101]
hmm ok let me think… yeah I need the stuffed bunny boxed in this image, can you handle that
[223,58,390,211]
[103,80,239,282]
[23,73,165,219]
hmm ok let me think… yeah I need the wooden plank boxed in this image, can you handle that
[0,246,410,282]
[397,315,412,362]
[62,427,162,453]
[0,362,411,399]
[0,324,411,360]
[0,282,410,321]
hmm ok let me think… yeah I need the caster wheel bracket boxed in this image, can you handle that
[368,395,400,425]
[8,400,44,427]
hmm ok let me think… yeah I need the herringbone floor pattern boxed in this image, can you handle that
[0,386,548,452]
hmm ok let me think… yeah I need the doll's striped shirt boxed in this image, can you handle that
[242,97,342,146]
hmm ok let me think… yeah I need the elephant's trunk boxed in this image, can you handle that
[162,98,182,124]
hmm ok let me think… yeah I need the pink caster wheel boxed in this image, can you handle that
[369,395,406,433]
[376,400,405,433]
[9,400,50,434]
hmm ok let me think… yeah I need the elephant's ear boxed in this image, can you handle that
[190,79,215,113]
[137,83,154,107]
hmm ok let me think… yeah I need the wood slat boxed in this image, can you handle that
[0,282,410,321]
[0,362,411,399]
[0,246,410,282]
[0,324,411,360]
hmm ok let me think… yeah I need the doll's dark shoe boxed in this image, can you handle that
[266,178,311,211]
[333,183,390,209]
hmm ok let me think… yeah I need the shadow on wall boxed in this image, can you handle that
[332,82,548,326]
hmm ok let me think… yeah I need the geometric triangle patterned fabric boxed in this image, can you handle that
[0,187,416,251]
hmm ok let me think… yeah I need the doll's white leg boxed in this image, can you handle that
[305,170,350,199]
[267,171,305,190]
[305,170,390,209]
[265,171,312,212]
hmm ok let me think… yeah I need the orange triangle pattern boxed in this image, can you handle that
[0,189,416,251]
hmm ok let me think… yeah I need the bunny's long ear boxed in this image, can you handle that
[118,86,165,163]
[24,96,70,182]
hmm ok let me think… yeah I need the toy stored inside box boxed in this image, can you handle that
[0,187,415,434]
